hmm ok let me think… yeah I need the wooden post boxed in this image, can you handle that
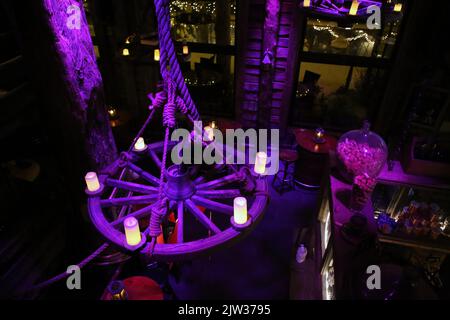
[258,0,281,129]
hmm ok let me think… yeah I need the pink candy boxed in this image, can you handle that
[337,138,386,177]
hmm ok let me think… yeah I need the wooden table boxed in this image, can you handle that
[293,128,337,188]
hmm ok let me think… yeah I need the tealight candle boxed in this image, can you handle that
[182,44,189,55]
[134,137,147,151]
[85,172,100,192]
[254,152,267,175]
[124,217,141,246]
[204,126,214,142]
[154,49,160,61]
[349,0,359,15]
[107,108,117,118]
[233,197,248,225]
[122,48,130,56]
[314,127,326,144]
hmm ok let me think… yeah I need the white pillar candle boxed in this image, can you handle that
[124,217,141,246]
[233,197,248,225]
[85,172,100,192]
[134,137,146,151]
[254,152,267,175]
[122,48,130,56]
[304,0,311,7]
[349,0,359,15]
[204,126,214,142]
[154,49,160,61]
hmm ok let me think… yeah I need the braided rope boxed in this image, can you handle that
[155,0,200,122]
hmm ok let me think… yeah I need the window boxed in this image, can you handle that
[170,0,237,118]
[291,62,386,129]
[170,0,236,45]
[303,17,402,59]
[290,6,407,130]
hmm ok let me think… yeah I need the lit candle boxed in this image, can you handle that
[134,137,147,151]
[124,217,141,246]
[122,48,129,56]
[314,127,326,143]
[349,0,359,15]
[211,121,216,129]
[304,0,311,7]
[204,126,214,142]
[394,3,402,12]
[85,172,100,192]
[182,44,189,55]
[254,152,267,175]
[107,108,117,118]
[154,49,160,61]
[233,197,248,225]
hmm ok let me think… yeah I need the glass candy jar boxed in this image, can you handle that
[336,121,388,183]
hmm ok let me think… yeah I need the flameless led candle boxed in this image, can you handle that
[349,0,359,15]
[85,172,100,192]
[394,3,402,12]
[134,137,147,151]
[204,126,214,141]
[254,152,267,175]
[122,48,130,56]
[303,0,311,7]
[182,44,189,55]
[154,49,160,61]
[233,197,248,225]
[124,217,141,246]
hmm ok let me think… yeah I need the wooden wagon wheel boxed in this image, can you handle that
[87,140,269,261]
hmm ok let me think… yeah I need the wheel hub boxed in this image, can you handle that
[164,165,195,200]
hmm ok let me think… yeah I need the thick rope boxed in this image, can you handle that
[23,243,109,293]
[154,0,200,122]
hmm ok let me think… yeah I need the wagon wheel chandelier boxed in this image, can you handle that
[85,0,270,262]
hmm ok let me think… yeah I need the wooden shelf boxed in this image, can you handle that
[378,161,450,191]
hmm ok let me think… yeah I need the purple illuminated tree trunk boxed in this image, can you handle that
[40,0,117,170]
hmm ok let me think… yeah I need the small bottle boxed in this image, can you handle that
[296,244,308,264]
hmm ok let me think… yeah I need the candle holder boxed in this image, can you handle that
[85,183,104,197]
[85,172,104,196]
[314,127,326,144]
[230,216,252,231]
[132,137,148,153]
[123,233,147,251]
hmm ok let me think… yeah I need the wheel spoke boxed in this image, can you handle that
[177,201,184,243]
[196,172,242,190]
[149,149,162,169]
[185,199,221,234]
[100,194,158,208]
[111,204,154,227]
[105,178,157,194]
[196,189,241,199]
[126,162,160,185]
[191,196,234,215]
